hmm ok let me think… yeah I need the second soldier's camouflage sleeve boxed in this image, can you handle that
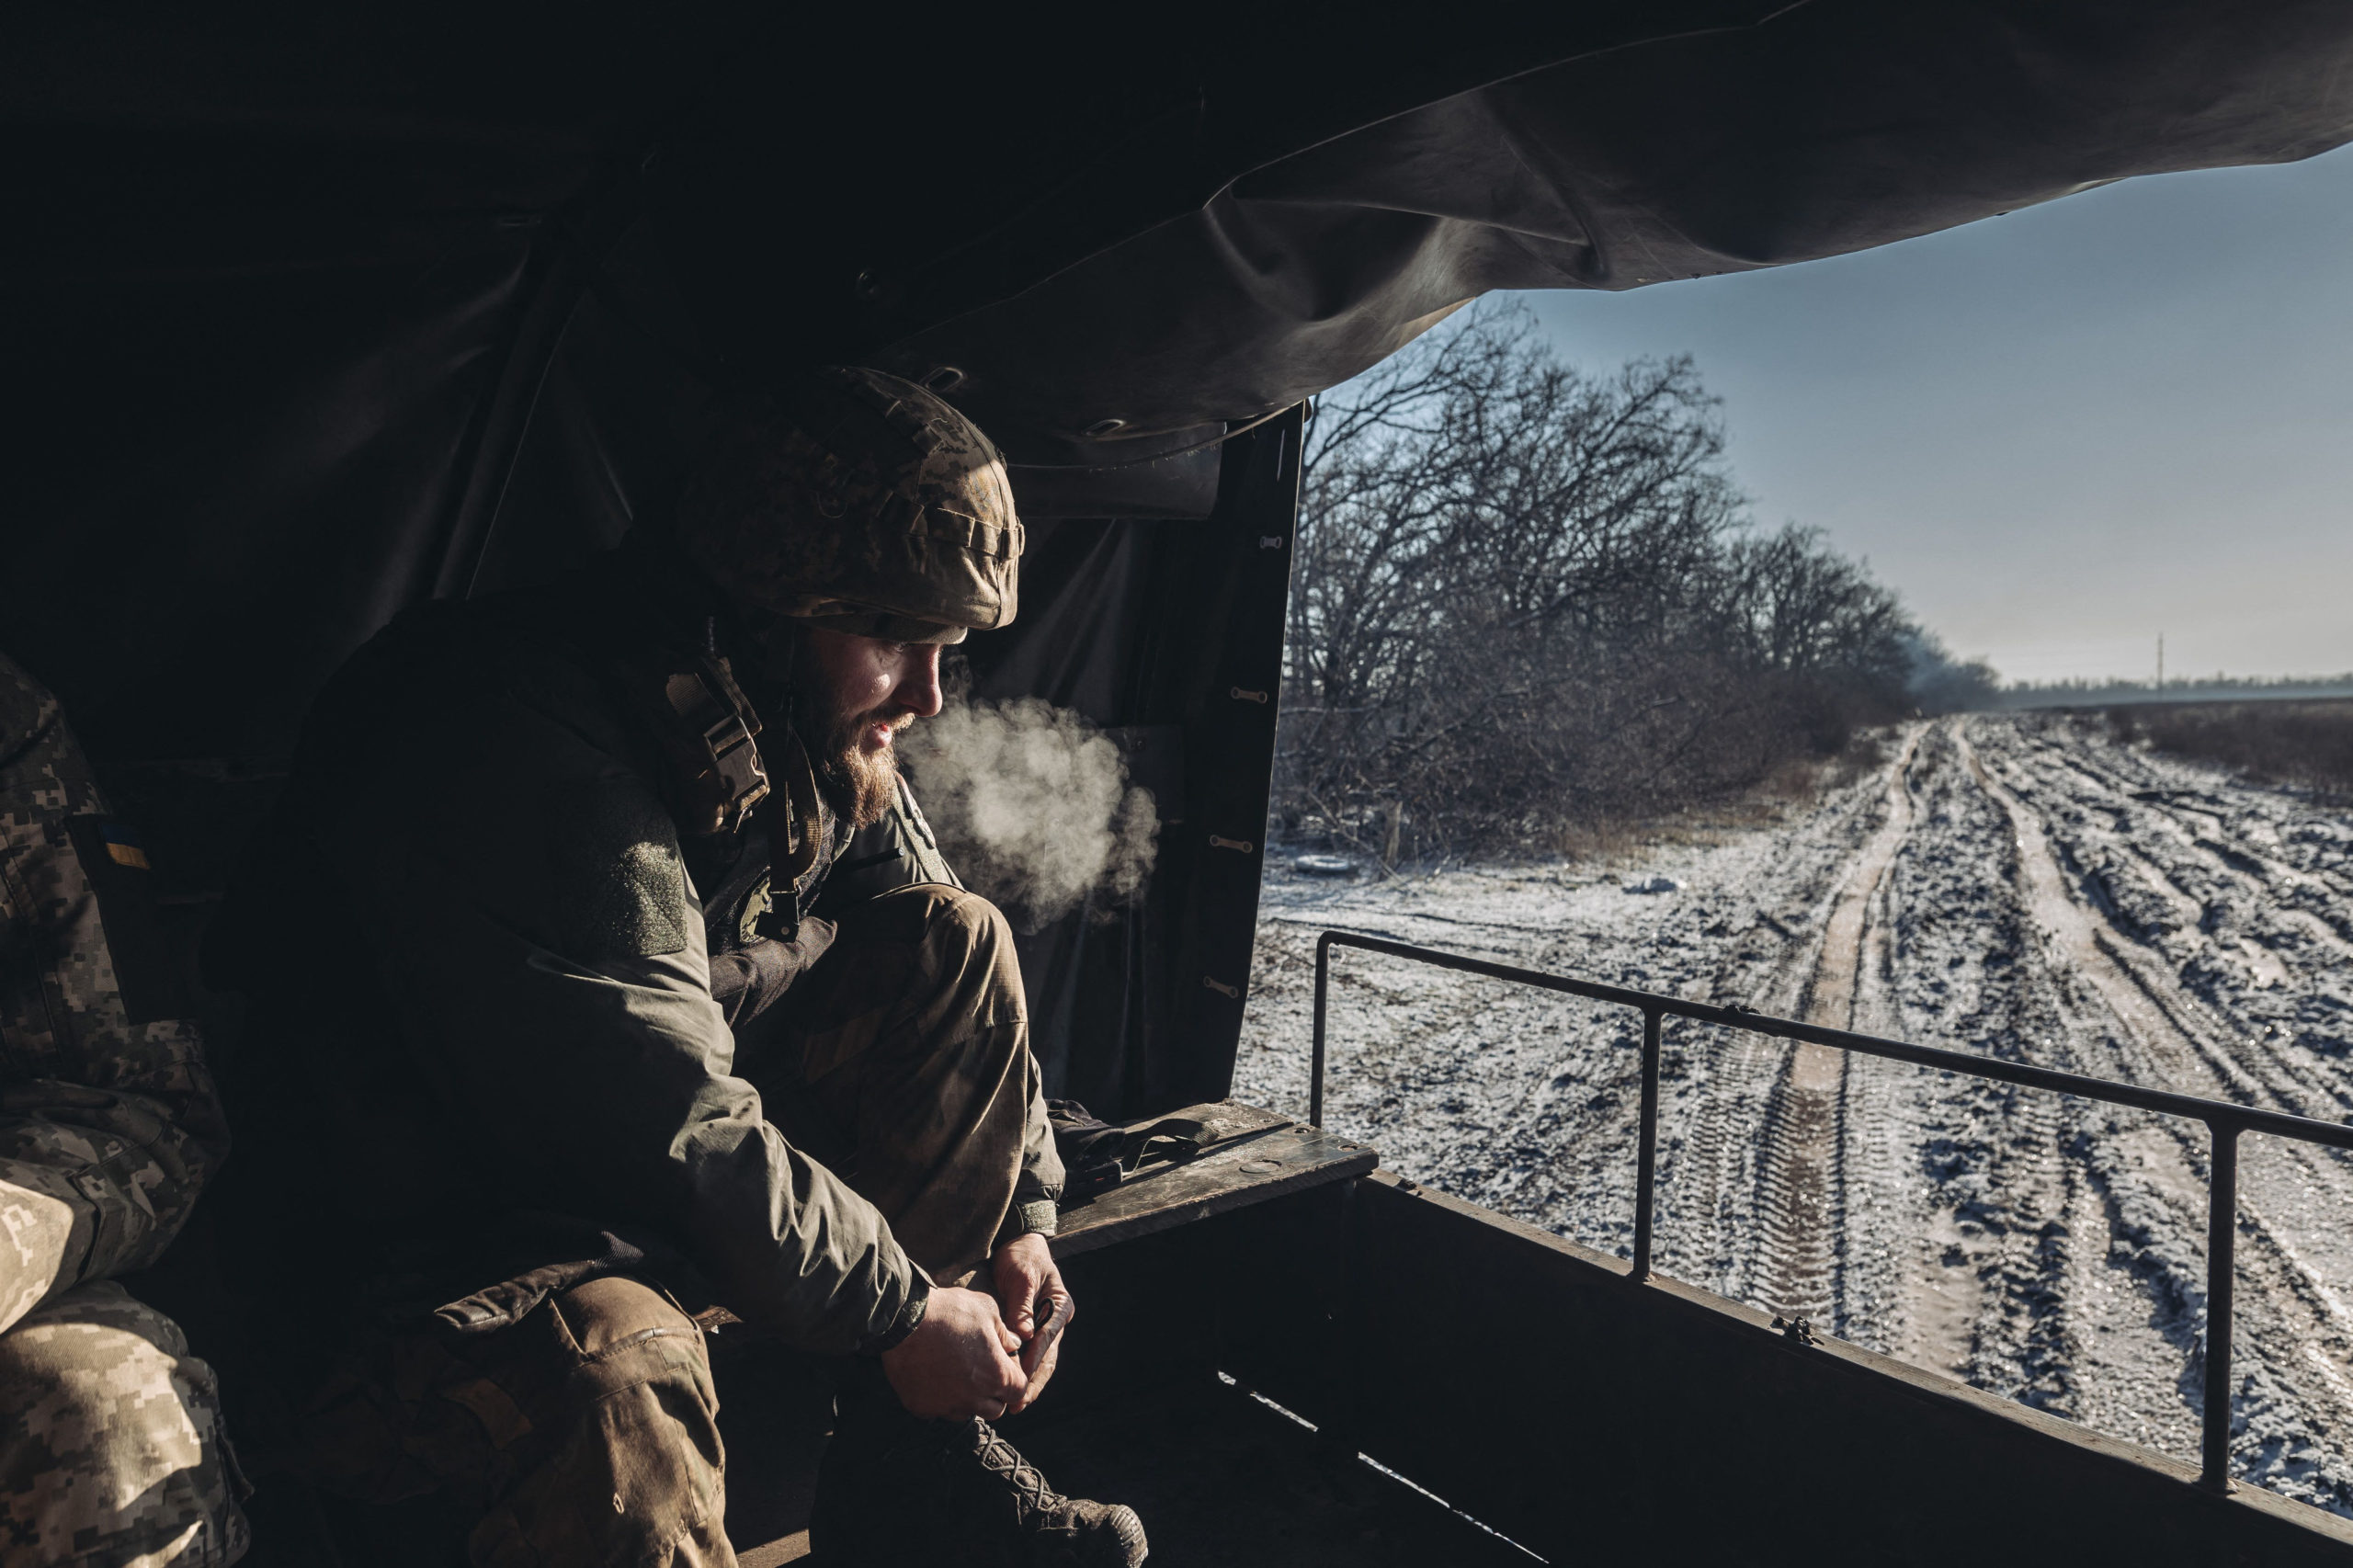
[0,655,229,1335]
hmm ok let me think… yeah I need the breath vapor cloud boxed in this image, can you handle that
[900,697,1159,931]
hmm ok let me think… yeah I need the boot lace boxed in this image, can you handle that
[970,1419,1068,1518]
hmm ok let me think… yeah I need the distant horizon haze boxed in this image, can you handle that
[1524,142,2353,686]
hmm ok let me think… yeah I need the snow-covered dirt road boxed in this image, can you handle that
[1236,711,2353,1511]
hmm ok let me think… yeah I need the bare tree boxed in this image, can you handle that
[1279,301,1920,863]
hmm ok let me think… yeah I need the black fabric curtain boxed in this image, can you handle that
[6,0,2351,1111]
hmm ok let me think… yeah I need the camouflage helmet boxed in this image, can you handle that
[676,366,1021,643]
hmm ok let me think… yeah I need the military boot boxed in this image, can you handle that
[955,1416,1148,1565]
[810,1381,1147,1566]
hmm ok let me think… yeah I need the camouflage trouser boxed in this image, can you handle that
[293,882,1042,1565]
[0,1281,250,1566]
[299,1275,729,1567]
[749,881,1056,1284]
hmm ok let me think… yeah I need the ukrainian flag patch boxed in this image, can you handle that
[100,821,150,870]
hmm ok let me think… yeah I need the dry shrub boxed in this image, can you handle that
[2109,700,2353,799]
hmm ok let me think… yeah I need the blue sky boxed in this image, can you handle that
[1522,143,2353,684]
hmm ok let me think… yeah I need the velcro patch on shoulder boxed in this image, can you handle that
[549,783,690,960]
[64,815,188,1024]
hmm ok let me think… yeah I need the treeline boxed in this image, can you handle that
[1998,674,2353,710]
[1276,303,1961,862]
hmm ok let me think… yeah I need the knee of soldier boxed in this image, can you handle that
[925,884,1012,956]
[550,1276,703,1364]
[469,1278,725,1564]
[0,1282,221,1494]
[847,879,1017,977]
[545,1277,715,1415]
[913,885,1026,1015]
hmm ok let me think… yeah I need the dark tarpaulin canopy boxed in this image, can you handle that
[5,1,2349,1114]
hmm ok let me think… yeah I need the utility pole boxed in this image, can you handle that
[2157,632,2165,693]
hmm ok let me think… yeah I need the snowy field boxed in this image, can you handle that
[1236,711,2353,1511]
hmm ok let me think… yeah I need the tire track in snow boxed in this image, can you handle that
[1995,732,2353,1114]
[1961,720,2353,1503]
[1857,722,2086,1405]
[1238,712,2353,1512]
[1753,727,1922,1324]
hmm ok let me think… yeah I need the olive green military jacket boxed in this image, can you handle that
[0,653,229,1335]
[222,544,1006,1358]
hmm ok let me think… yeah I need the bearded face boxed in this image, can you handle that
[800,686,908,830]
[745,613,938,833]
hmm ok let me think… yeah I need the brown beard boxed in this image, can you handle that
[801,699,904,831]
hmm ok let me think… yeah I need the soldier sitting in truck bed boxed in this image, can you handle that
[209,369,1149,1566]
[0,652,247,1565]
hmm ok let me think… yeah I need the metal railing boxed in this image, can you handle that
[1310,929,2353,1495]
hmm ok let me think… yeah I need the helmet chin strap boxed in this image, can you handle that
[725,606,805,741]
[749,615,859,827]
